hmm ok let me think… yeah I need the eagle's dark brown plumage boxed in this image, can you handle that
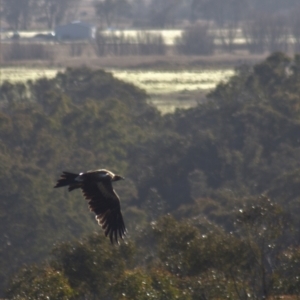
[54,169,126,244]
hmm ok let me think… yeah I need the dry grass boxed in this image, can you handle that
[0,67,60,83]
[110,68,234,92]
[54,52,267,69]
[1,41,268,69]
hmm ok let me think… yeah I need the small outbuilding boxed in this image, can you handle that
[55,21,96,40]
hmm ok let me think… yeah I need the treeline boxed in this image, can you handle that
[6,205,300,299]
[3,0,300,61]
[4,20,300,62]
[2,53,300,298]
[4,19,300,61]
[2,0,300,30]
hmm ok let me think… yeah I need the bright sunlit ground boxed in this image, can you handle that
[109,69,234,93]
[108,68,234,113]
[0,67,60,83]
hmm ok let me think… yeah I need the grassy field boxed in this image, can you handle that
[0,67,60,83]
[109,68,234,113]
[109,69,233,93]
[0,67,234,113]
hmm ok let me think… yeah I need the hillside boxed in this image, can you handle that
[2,53,300,299]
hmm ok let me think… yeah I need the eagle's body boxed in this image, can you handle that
[54,169,126,244]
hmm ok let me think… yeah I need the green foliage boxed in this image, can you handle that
[152,215,252,277]
[276,247,300,295]
[3,53,300,298]
[51,233,136,298]
[4,201,299,299]
[235,196,293,298]
[113,270,158,300]
[6,265,75,300]
[113,268,192,300]
[149,269,191,300]
[0,67,160,293]
[129,53,300,218]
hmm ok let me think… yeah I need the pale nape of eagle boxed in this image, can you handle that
[54,169,126,244]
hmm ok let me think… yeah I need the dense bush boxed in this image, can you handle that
[129,53,300,218]
[0,67,160,292]
[6,200,298,299]
[2,53,300,298]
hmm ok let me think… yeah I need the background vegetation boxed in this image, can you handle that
[1,53,300,299]
[2,0,300,63]
[2,0,300,31]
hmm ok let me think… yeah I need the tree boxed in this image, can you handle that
[113,270,158,300]
[291,8,300,53]
[94,0,130,28]
[218,22,239,53]
[113,268,191,300]
[40,0,80,29]
[6,265,75,300]
[265,15,289,53]
[236,196,292,298]
[175,23,215,55]
[3,54,300,298]
[148,0,181,28]
[51,234,135,298]
[277,247,300,295]
[193,0,248,26]
[2,0,36,30]
[0,67,160,294]
[243,13,268,54]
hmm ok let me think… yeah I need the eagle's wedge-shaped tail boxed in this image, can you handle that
[54,171,81,191]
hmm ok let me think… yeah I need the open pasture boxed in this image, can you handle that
[110,68,234,113]
[0,67,234,113]
[0,67,60,83]
[109,68,233,93]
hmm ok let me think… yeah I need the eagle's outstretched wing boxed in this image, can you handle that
[80,180,126,244]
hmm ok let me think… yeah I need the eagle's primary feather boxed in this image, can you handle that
[54,169,126,244]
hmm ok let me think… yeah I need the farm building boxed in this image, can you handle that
[55,21,96,40]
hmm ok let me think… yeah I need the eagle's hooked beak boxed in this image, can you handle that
[113,175,125,181]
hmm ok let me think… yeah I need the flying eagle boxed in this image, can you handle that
[54,169,126,244]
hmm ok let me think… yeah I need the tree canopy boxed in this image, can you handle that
[2,53,300,298]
